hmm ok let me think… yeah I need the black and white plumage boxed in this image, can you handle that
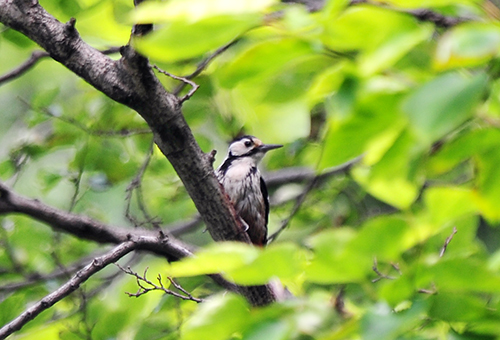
[216,136,282,246]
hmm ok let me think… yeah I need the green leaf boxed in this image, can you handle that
[262,54,332,103]
[131,0,278,23]
[322,5,420,52]
[320,91,405,169]
[379,275,415,307]
[216,38,315,88]
[92,310,131,339]
[250,101,311,142]
[424,187,478,226]
[226,243,307,285]
[0,291,26,326]
[31,86,60,109]
[37,170,63,193]
[167,242,259,277]
[361,300,428,340]
[427,128,500,175]
[403,71,488,144]
[377,0,480,9]
[75,2,131,46]
[306,62,346,106]
[134,14,260,62]
[436,23,500,70]
[347,215,411,261]
[474,148,500,221]
[352,129,421,209]
[359,23,433,76]
[429,293,488,322]
[420,258,500,293]
[72,139,139,183]
[305,228,371,283]
[181,293,250,340]
[242,320,290,340]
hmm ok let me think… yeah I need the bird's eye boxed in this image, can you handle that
[244,140,252,147]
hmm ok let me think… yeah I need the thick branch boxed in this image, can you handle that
[0,181,238,288]
[0,180,189,259]
[0,241,136,339]
[0,0,274,306]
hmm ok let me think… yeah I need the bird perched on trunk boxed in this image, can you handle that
[216,136,282,246]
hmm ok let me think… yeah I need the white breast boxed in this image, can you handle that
[224,157,255,181]
[218,157,260,206]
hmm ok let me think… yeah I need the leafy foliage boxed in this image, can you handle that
[2,0,500,339]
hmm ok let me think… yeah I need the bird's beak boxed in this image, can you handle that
[258,144,283,152]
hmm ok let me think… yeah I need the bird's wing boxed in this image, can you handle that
[260,177,270,227]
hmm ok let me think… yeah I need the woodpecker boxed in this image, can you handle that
[216,136,282,246]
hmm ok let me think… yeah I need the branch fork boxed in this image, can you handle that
[117,264,203,303]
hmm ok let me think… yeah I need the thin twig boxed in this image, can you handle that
[125,140,159,229]
[0,47,121,86]
[167,276,196,299]
[0,222,26,274]
[391,262,402,275]
[265,155,362,188]
[0,252,120,292]
[49,236,95,339]
[169,215,203,236]
[439,226,457,258]
[18,97,151,138]
[267,156,362,243]
[116,265,203,303]
[0,50,48,85]
[418,283,437,295]
[69,140,88,212]
[173,38,240,96]
[267,177,318,243]
[153,65,199,103]
[0,242,137,339]
[371,258,396,283]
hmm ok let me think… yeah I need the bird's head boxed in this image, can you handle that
[228,135,282,163]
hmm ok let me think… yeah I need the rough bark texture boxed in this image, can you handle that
[0,0,275,306]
